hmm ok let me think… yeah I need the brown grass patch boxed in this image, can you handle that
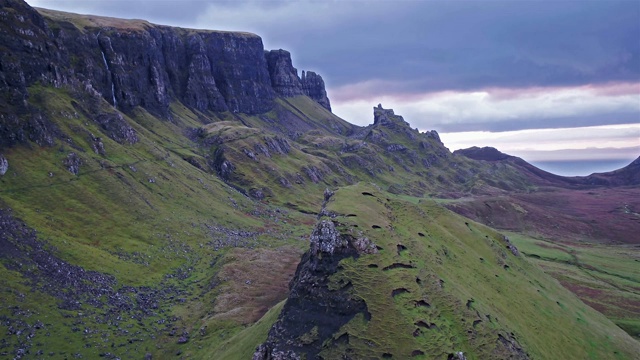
[213,246,302,324]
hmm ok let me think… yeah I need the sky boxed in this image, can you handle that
[26,0,640,175]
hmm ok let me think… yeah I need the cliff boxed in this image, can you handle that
[266,49,332,111]
[0,0,331,138]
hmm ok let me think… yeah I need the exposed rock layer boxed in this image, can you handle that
[253,219,369,360]
[0,0,331,134]
[266,49,332,111]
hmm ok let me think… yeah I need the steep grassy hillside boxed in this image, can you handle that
[0,85,316,359]
[506,232,640,341]
[441,185,640,340]
[254,184,640,359]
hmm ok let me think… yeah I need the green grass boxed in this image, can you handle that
[305,184,640,359]
[0,87,321,359]
[207,300,285,360]
[507,232,640,341]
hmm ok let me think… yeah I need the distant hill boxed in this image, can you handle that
[456,146,640,187]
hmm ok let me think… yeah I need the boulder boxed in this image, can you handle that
[0,154,8,175]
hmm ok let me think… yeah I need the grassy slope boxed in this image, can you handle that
[0,87,637,359]
[439,188,640,340]
[0,87,315,359]
[507,232,640,341]
[312,183,640,359]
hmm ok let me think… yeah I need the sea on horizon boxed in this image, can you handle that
[529,158,635,177]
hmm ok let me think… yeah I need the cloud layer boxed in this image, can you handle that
[332,82,640,132]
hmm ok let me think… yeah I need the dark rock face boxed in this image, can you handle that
[63,152,82,175]
[94,112,138,144]
[254,220,370,360]
[0,0,331,134]
[266,49,304,97]
[265,49,332,111]
[0,112,59,150]
[301,71,331,111]
[0,154,8,175]
[181,33,228,112]
[211,147,235,181]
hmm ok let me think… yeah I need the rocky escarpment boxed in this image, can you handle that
[301,70,331,112]
[265,49,304,98]
[0,0,331,146]
[372,103,439,142]
[266,49,332,111]
[253,194,376,359]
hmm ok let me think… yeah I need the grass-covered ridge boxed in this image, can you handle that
[259,183,639,359]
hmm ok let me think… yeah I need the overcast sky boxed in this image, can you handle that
[26,0,640,174]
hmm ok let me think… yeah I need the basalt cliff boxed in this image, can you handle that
[0,1,639,359]
[1,0,329,148]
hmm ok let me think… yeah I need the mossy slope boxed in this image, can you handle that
[256,183,640,359]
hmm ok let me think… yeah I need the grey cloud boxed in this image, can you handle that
[430,112,640,133]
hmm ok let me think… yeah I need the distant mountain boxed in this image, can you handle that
[456,146,640,187]
[0,1,638,358]
[582,156,640,186]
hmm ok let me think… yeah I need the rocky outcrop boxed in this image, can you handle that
[266,49,304,97]
[94,112,138,144]
[253,219,372,360]
[266,49,332,111]
[0,112,59,150]
[373,104,411,129]
[0,154,8,175]
[301,71,331,111]
[0,207,191,357]
[63,152,82,175]
[503,235,520,256]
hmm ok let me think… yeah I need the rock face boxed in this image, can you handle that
[253,219,370,360]
[265,49,304,97]
[0,0,332,145]
[266,49,332,111]
[0,154,8,175]
[373,103,411,129]
[301,70,331,111]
